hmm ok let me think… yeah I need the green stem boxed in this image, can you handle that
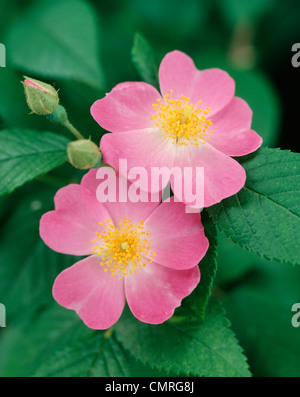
[46,105,86,140]
[64,120,85,140]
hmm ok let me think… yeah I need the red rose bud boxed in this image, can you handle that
[22,76,59,115]
[67,139,101,169]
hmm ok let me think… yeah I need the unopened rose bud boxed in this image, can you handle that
[67,139,101,169]
[22,76,59,115]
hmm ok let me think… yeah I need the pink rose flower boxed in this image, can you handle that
[91,50,262,208]
[40,169,209,329]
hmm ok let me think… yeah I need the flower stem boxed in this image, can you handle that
[46,105,86,140]
[64,120,85,140]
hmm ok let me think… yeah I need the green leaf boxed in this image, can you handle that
[208,148,300,265]
[34,326,132,377]
[0,304,92,376]
[115,299,251,377]
[215,231,257,286]
[5,0,105,89]
[224,259,300,376]
[0,129,70,196]
[186,211,218,319]
[131,33,159,89]
[0,300,172,377]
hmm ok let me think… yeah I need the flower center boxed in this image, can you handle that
[91,218,156,280]
[151,89,213,146]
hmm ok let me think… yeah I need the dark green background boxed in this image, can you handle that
[0,0,299,377]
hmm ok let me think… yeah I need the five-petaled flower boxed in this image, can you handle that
[91,50,263,208]
[40,168,209,329]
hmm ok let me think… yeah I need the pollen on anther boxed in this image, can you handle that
[151,89,213,146]
[91,218,156,280]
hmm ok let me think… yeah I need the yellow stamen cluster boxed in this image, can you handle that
[151,89,213,146]
[91,218,156,280]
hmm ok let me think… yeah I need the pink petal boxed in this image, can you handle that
[125,261,200,324]
[24,79,45,91]
[40,184,110,256]
[100,128,177,193]
[173,143,246,208]
[209,97,262,156]
[91,82,161,133]
[53,256,126,329]
[81,168,161,225]
[144,199,209,270]
[81,168,101,195]
[159,50,235,116]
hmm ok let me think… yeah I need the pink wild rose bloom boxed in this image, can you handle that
[40,168,209,329]
[91,50,262,208]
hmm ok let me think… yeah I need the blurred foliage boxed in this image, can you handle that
[0,0,299,377]
[222,259,300,377]
[1,0,298,148]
